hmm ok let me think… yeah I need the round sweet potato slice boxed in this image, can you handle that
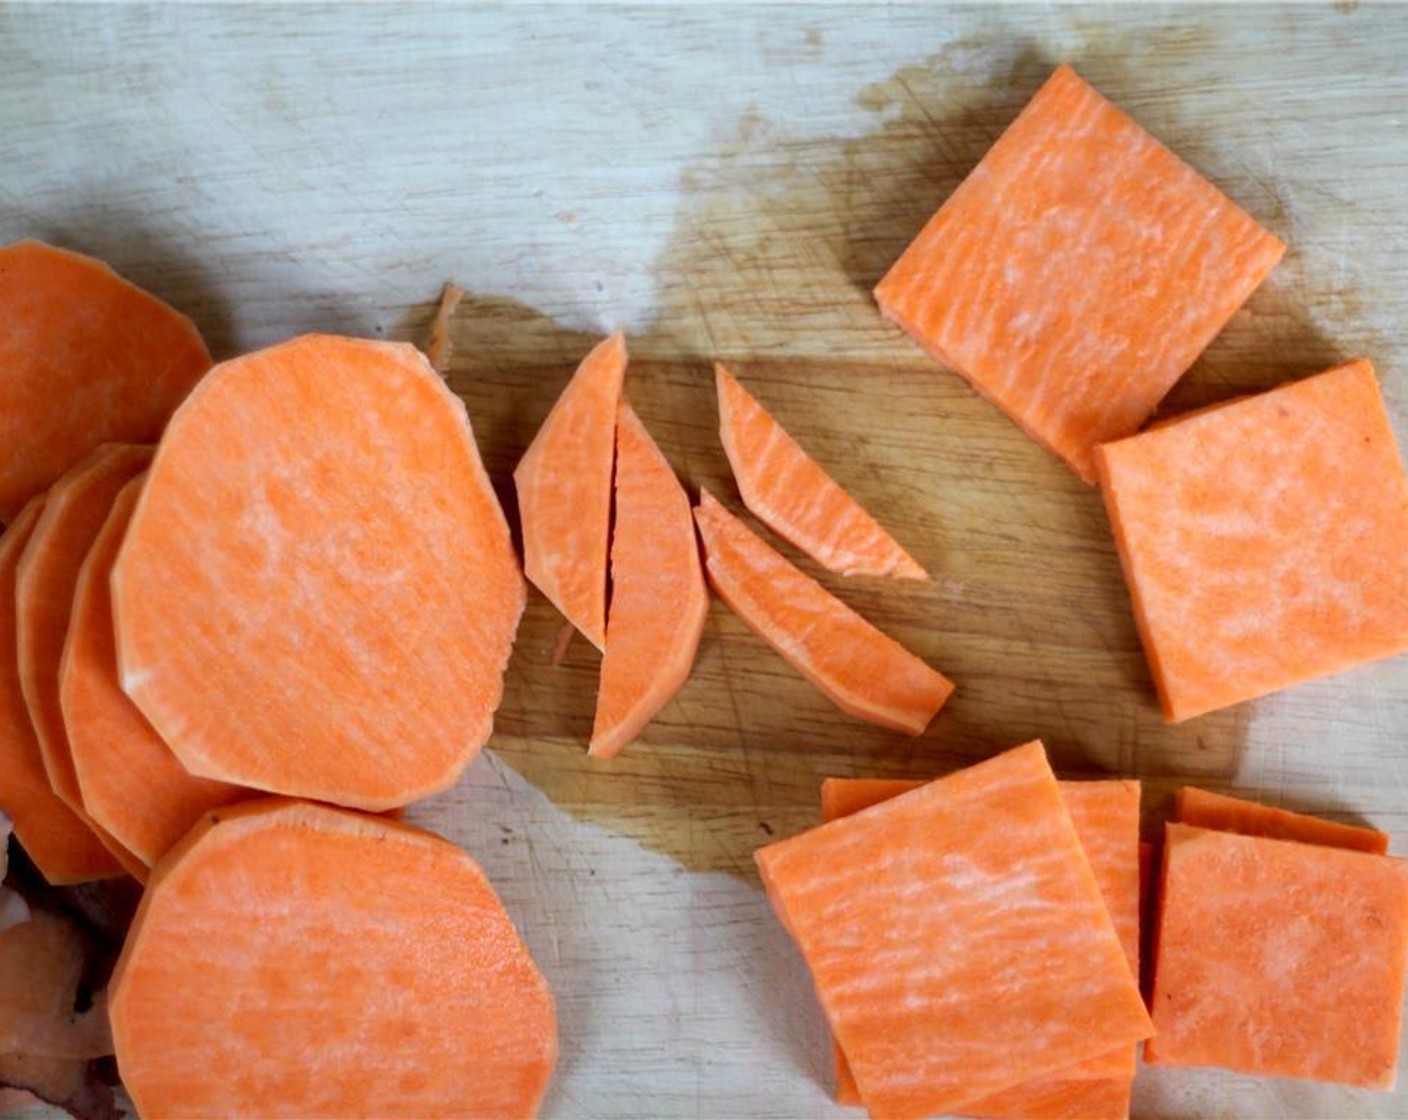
[110,800,557,1119]
[112,335,525,810]
[0,240,210,522]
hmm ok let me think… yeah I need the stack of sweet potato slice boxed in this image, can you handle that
[0,242,556,1118]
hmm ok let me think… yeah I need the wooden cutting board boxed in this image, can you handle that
[3,4,1407,1117]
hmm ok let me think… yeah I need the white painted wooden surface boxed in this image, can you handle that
[3,4,1408,1117]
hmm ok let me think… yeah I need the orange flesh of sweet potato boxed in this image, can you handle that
[111,334,525,811]
[715,364,926,579]
[61,476,249,868]
[820,777,1140,1116]
[1096,359,1408,721]
[875,65,1283,482]
[514,333,626,651]
[1147,823,1408,1088]
[756,743,1152,1118]
[0,240,210,521]
[693,490,952,735]
[0,501,123,885]
[110,799,557,1119]
[1173,786,1389,854]
[589,404,707,759]
[16,446,153,880]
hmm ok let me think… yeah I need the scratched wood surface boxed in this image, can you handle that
[3,4,1408,1117]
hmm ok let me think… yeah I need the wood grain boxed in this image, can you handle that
[3,4,1408,1117]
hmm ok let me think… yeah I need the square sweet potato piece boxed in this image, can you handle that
[820,777,1141,1111]
[1096,359,1408,722]
[757,742,1152,1118]
[960,1077,1132,1120]
[1174,786,1390,854]
[1147,823,1408,1088]
[875,64,1284,482]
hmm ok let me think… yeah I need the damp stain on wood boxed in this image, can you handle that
[383,33,1387,874]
